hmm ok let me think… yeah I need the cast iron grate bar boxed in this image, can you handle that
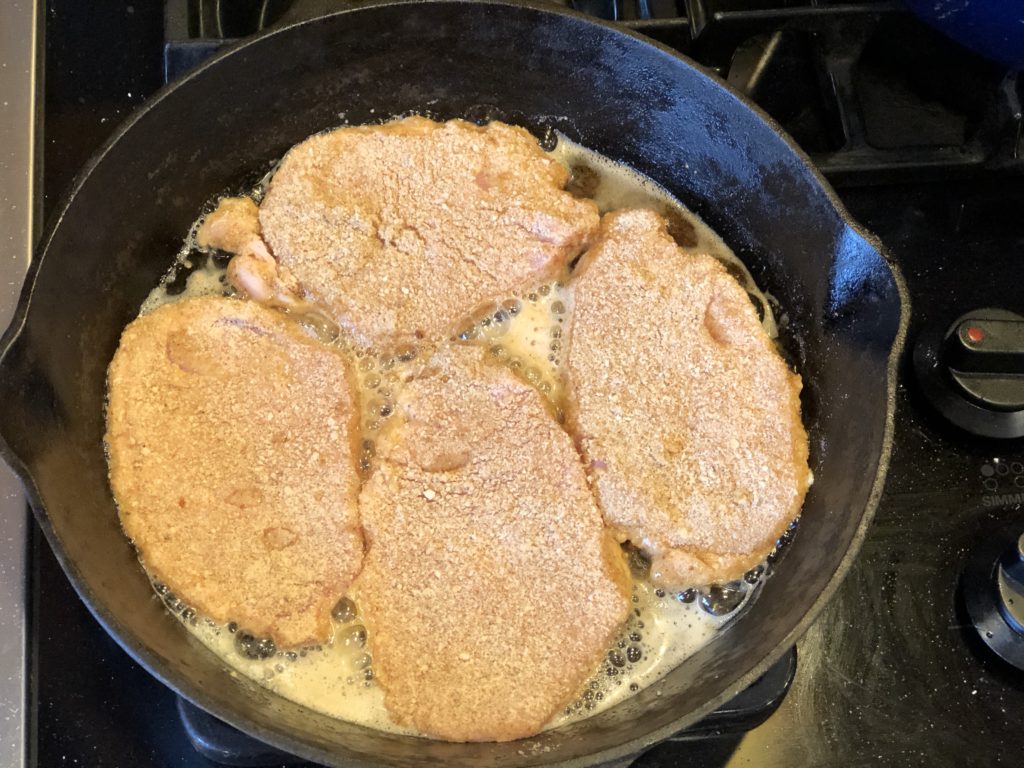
[163,0,1024,182]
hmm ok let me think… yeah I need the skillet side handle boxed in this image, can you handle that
[827,226,907,352]
[0,327,61,474]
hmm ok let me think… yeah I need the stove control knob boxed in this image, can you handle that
[914,308,1024,439]
[945,315,1024,410]
[961,525,1024,671]
[997,534,1024,633]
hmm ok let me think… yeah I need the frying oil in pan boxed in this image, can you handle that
[135,131,786,736]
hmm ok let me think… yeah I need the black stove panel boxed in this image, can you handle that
[29,1,1024,766]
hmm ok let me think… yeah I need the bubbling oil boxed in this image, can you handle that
[135,129,796,738]
[454,283,572,415]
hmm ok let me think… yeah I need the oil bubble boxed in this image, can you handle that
[339,624,367,649]
[744,565,764,584]
[502,298,522,316]
[698,583,745,616]
[235,631,276,660]
[676,588,698,604]
[353,653,372,670]
[332,597,358,623]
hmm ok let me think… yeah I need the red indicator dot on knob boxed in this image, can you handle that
[966,326,985,344]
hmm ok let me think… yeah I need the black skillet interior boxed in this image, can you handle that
[0,2,905,766]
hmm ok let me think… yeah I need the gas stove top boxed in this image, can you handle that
[4,1,1023,766]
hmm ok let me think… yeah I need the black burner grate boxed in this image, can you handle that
[165,0,1024,183]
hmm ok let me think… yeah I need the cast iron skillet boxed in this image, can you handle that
[0,1,908,765]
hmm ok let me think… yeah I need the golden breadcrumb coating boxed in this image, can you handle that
[355,344,631,741]
[105,296,364,648]
[565,209,810,587]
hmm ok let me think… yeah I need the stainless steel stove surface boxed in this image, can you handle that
[7,1,1024,766]
[0,2,36,768]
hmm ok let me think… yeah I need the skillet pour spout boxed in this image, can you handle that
[0,1,907,765]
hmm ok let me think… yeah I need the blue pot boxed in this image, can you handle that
[904,0,1024,70]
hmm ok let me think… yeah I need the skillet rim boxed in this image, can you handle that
[0,0,910,764]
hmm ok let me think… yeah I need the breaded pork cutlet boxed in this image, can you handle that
[354,345,631,742]
[196,195,260,254]
[105,296,364,648]
[196,197,313,315]
[256,116,600,350]
[565,209,810,588]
